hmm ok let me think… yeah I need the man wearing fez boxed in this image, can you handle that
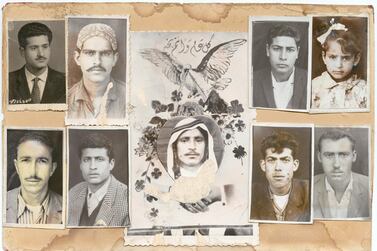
[313,129,370,219]
[9,22,65,104]
[68,23,126,120]
[253,24,307,110]
[68,133,129,226]
[6,132,62,224]
[250,131,310,222]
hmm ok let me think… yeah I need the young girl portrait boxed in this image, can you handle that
[311,16,368,111]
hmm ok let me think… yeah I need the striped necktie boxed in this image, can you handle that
[31,77,41,103]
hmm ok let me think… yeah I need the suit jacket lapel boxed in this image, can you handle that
[72,186,87,226]
[96,176,116,226]
[6,187,20,223]
[348,179,364,217]
[41,67,54,103]
[16,66,31,100]
[290,69,305,109]
[263,72,277,108]
[317,176,332,218]
[47,192,63,224]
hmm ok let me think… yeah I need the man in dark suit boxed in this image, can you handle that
[252,24,307,110]
[8,22,65,105]
[250,131,310,222]
[68,133,129,227]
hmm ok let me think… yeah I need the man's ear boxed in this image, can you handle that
[293,159,299,172]
[260,159,266,172]
[109,159,115,171]
[19,47,25,58]
[74,50,81,66]
[265,44,270,57]
[50,162,57,177]
[317,151,322,163]
[296,46,300,59]
[112,52,119,67]
[14,159,19,174]
[352,150,357,162]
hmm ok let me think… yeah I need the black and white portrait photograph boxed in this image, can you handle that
[311,16,369,112]
[130,32,251,229]
[67,127,129,227]
[249,124,313,224]
[249,17,310,111]
[5,128,64,227]
[313,126,370,220]
[7,20,66,110]
[66,16,128,125]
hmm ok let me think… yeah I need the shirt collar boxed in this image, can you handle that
[87,175,112,202]
[17,190,50,219]
[271,68,295,88]
[74,78,117,103]
[25,67,48,83]
[325,173,353,193]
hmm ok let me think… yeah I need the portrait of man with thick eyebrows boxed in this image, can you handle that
[68,132,129,227]
[8,22,66,105]
[313,128,370,219]
[250,129,311,222]
[6,131,63,225]
[67,19,127,121]
[252,21,308,110]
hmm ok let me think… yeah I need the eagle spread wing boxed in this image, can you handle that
[140,48,182,85]
[193,39,247,82]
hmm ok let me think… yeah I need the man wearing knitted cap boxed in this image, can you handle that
[68,22,126,122]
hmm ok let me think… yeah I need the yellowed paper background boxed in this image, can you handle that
[2,3,373,250]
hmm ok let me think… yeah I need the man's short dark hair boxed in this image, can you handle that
[18,22,52,48]
[317,129,356,152]
[16,131,55,160]
[266,24,301,47]
[260,131,299,159]
[79,133,114,161]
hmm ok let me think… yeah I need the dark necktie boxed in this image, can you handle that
[31,77,41,103]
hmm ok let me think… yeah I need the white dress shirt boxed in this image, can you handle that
[325,174,353,218]
[271,69,295,109]
[87,177,111,216]
[25,67,48,97]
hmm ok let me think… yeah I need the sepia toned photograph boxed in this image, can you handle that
[249,124,313,224]
[125,224,259,246]
[66,16,128,125]
[310,16,369,112]
[7,20,66,111]
[67,127,129,227]
[249,17,310,112]
[4,128,64,228]
[313,126,371,220]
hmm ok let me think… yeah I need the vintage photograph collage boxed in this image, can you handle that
[3,11,372,246]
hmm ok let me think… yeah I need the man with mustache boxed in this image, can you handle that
[253,24,307,110]
[6,132,62,224]
[9,22,66,104]
[68,23,126,121]
[313,129,370,219]
[250,131,310,222]
[68,133,129,227]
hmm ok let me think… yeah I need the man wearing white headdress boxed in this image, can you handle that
[146,117,225,213]
[68,23,126,121]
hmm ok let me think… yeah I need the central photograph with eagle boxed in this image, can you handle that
[129,32,252,229]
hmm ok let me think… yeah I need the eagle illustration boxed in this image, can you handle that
[140,39,247,101]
